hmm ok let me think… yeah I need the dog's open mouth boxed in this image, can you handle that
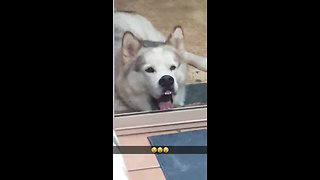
[155,90,173,110]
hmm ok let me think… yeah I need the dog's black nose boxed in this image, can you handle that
[159,75,174,88]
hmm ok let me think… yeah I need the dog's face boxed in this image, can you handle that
[121,27,187,110]
[140,46,186,109]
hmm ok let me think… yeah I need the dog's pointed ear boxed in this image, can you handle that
[122,31,142,64]
[166,26,184,50]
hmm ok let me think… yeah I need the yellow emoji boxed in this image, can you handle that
[163,147,169,153]
[157,147,163,153]
[151,147,157,153]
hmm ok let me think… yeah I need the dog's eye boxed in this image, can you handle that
[170,65,176,71]
[145,67,155,73]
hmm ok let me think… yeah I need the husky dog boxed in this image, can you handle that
[114,11,207,112]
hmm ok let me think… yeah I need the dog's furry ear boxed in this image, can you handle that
[122,31,142,64]
[166,26,184,50]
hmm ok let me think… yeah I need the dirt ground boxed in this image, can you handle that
[115,0,207,84]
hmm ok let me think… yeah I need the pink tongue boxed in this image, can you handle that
[158,101,173,110]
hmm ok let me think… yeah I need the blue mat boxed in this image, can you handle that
[185,83,207,106]
[148,130,207,180]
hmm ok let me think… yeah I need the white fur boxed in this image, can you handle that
[142,48,181,99]
[114,12,206,113]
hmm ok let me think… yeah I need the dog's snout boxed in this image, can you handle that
[159,75,174,88]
